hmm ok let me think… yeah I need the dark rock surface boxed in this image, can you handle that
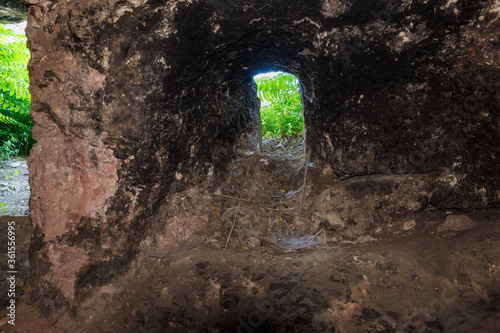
[22,0,499,323]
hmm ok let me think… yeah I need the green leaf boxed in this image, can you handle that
[0,23,34,162]
[255,73,303,138]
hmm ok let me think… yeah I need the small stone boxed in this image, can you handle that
[437,215,475,233]
[401,218,416,231]
[247,236,262,248]
[357,235,377,243]
[11,161,21,167]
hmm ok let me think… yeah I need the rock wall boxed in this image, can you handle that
[24,0,499,313]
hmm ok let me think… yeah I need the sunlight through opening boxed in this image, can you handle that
[253,71,304,157]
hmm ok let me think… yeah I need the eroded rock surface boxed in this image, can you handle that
[22,0,499,325]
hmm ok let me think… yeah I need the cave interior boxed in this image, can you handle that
[3,0,499,332]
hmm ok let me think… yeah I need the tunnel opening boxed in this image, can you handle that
[253,71,305,158]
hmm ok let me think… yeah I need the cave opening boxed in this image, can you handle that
[253,71,305,158]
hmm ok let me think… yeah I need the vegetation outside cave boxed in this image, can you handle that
[254,72,304,158]
[0,21,31,216]
[0,23,33,164]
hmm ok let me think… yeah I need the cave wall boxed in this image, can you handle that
[308,0,500,212]
[24,0,499,312]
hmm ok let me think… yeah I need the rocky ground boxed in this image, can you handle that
[0,144,499,332]
[0,158,29,216]
[0,210,499,332]
[260,136,304,158]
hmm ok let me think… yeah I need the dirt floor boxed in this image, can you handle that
[0,158,29,216]
[0,140,499,332]
[260,136,304,158]
[1,210,499,332]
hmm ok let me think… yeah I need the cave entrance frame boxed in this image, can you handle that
[253,71,305,148]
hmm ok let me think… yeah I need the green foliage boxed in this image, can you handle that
[255,72,304,138]
[0,24,33,162]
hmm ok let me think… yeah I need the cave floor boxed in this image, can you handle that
[259,136,305,159]
[1,209,499,333]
